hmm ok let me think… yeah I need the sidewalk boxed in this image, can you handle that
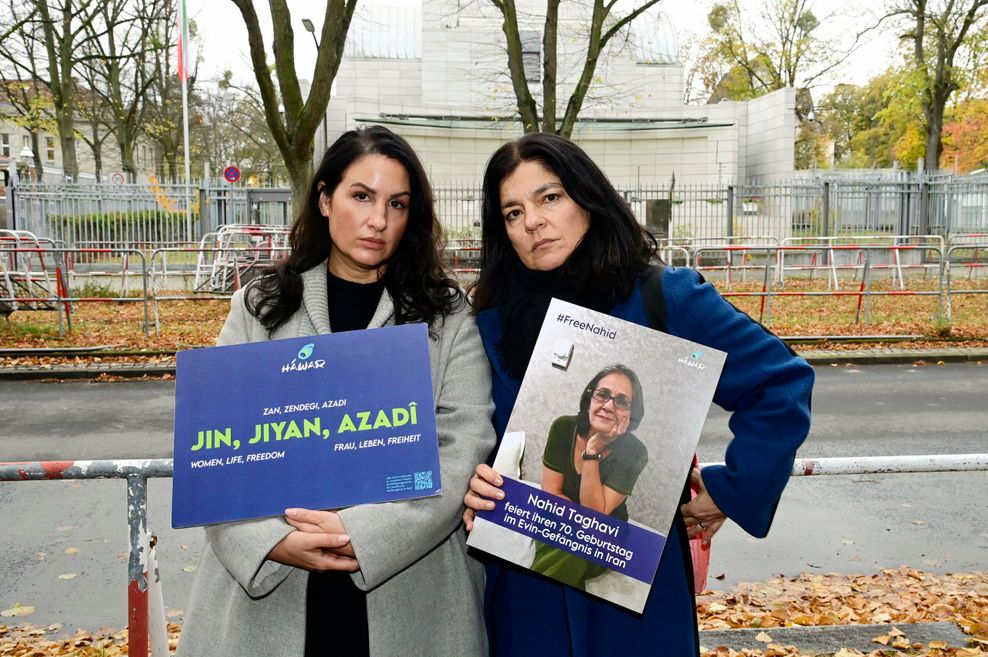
[1,347,986,380]
[699,622,971,654]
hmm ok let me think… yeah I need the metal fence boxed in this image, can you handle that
[2,454,986,656]
[3,181,294,245]
[5,234,985,336]
[4,173,988,247]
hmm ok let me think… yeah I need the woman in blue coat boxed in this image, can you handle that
[463,133,814,657]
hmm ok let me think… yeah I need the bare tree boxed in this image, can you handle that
[194,76,289,185]
[887,0,988,171]
[74,59,116,182]
[491,0,662,136]
[0,0,105,181]
[229,0,356,200]
[80,0,169,180]
[142,0,194,182]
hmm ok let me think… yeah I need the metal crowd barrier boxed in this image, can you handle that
[444,238,482,275]
[2,236,985,333]
[692,244,948,324]
[944,241,988,318]
[0,247,150,336]
[0,459,172,657]
[779,235,946,290]
[148,246,289,336]
[1,454,986,656]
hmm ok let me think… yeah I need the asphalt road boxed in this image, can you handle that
[1,362,986,631]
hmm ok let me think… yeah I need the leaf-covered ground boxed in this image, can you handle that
[2,279,987,361]
[2,568,985,656]
[2,279,986,654]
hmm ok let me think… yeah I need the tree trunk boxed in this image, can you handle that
[118,130,137,181]
[926,90,946,172]
[93,142,103,182]
[55,0,79,181]
[497,0,540,132]
[541,0,559,134]
[57,111,79,181]
[30,131,43,181]
[287,151,314,202]
[231,0,356,205]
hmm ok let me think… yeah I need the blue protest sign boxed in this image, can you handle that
[171,323,440,528]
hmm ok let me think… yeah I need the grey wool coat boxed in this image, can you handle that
[176,264,495,657]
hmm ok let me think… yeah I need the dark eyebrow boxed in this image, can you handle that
[349,182,411,200]
[501,182,564,209]
[533,182,564,196]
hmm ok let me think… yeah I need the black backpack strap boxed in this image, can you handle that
[640,263,668,333]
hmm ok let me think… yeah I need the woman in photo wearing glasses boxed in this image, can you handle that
[532,364,648,589]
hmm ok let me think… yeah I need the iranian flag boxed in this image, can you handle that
[177,0,189,82]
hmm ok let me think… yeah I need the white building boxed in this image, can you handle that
[324,0,796,188]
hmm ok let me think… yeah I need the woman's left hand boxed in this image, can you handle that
[679,469,725,547]
[586,415,629,455]
[284,507,356,558]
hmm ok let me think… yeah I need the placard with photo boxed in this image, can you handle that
[467,299,725,612]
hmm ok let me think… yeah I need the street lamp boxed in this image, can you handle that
[8,144,34,235]
[18,144,34,184]
[301,17,329,154]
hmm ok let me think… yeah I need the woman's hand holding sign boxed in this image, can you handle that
[462,464,504,531]
[680,469,725,547]
[267,508,359,572]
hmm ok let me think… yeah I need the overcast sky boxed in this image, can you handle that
[190,0,899,94]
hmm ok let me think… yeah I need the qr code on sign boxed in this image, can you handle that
[413,470,433,490]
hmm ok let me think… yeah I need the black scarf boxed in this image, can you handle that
[497,257,616,379]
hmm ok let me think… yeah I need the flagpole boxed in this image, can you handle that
[179,0,192,243]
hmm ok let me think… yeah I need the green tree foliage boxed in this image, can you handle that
[698,0,871,169]
[700,0,853,102]
[817,69,925,169]
[887,0,988,171]
[0,80,57,178]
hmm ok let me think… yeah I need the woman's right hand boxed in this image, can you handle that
[267,530,359,572]
[462,463,505,531]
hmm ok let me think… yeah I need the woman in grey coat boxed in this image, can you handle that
[177,126,495,657]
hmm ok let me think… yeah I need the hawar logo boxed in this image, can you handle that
[283,342,326,373]
[677,349,706,370]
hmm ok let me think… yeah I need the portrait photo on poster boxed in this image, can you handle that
[468,299,726,612]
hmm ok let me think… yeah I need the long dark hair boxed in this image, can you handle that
[247,125,461,331]
[576,364,645,436]
[471,133,658,311]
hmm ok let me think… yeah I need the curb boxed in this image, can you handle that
[800,348,988,365]
[1,349,986,381]
[0,364,175,380]
[699,622,970,655]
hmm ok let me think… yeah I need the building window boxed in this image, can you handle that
[520,30,541,84]
[46,136,56,162]
[0,133,9,157]
[22,135,30,149]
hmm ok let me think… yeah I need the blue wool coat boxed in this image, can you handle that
[474,266,814,657]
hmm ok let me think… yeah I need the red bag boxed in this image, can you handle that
[688,456,711,594]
